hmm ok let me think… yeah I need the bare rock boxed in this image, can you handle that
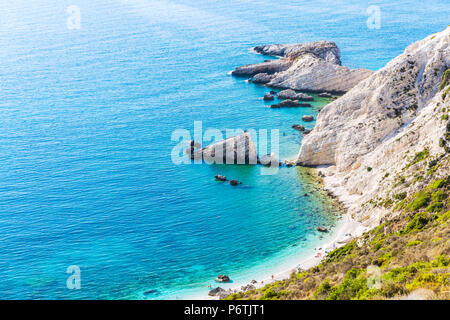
[194,132,258,165]
[270,99,300,108]
[263,94,274,101]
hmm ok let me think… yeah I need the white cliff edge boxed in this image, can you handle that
[296,27,450,227]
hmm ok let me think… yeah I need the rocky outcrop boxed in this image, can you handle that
[194,132,258,164]
[292,124,305,131]
[233,41,373,93]
[270,99,300,108]
[277,89,313,101]
[208,287,226,297]
[296,27,450,225]
[232,59,292,77]
[252,73,272,84]
[263,93,274,101]
[258,153,279,167]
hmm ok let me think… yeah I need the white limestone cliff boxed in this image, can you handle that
[296,27,450,226]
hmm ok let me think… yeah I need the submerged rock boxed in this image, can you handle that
[292,124,305,131]
[229,180,241,186]
[143,289,159,296]
[318,92,332,98]
[215,175,227,181]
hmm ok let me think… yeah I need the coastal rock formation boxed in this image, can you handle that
[258,153,279,167]
[208,287,226,297]
[193,132,258,164]
[232,41,373,93]
[277,89,313,101]
[276,89,299,100]
[302,115,314,122]
[292,124,305,131]
[215,274,231,282]
[296,27,450,225]
[252,73,272,84]
[215,175,227,181]
[270,99,300,108]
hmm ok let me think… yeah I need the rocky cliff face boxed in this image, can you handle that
[232,41,372,93]
[296,27,450,225]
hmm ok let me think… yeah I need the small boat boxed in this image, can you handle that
[317,226,328,232]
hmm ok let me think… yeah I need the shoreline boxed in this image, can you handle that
[201,211,366,300]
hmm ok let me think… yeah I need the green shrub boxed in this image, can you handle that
[403,212,429,233]
[367,167,372,172]
[262,288,277,299]
[413,150,429,163]
[426,202,444,213]
[437,211,450,222]
[314,279,332,299]
[405,191,430,212]
[327,269,377,300]
[406,240,423,247]
[427,178,447,189]
[326,241,356,262]
[394,192,407,200]
[440,69,450,90]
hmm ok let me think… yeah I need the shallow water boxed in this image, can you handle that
[0,0,448,299]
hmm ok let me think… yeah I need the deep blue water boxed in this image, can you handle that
[0,0,448,299]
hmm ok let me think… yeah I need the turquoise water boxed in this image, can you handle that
[0,0,448,299]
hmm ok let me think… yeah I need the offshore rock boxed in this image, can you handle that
[233,41,372,93]
[193,132,258,165]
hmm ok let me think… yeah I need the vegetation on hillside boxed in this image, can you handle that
[225,175,450,300]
